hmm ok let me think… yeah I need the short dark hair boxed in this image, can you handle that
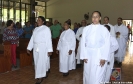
[92,11,102,17]
[104,16,109,20]
[104,25,110,32]
[6,20,13,27]
[118,17,123,21]
[38,16,46,25]
[65,21,71,26]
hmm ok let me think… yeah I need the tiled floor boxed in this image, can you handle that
[0,52,133,84]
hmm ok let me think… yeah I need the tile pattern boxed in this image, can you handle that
[0,53,133,84]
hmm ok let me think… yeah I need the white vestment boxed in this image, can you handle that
[57,29,76,73]
[80,24,110,84]
[104,23,116,37]
[105,36,119,82]
[114,24,128,62]
[75,26,85,64]
[27,25,53,79]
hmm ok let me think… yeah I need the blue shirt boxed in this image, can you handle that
[23,26,33,39]
[73,28,78,34]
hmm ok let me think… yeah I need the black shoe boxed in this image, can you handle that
[76,64,82,68]
[114,61,118,64]
[35,78,44,84]
[48,69,50,73]
[118,62,122,67]
[14,65,17,68]
[63,72,69,76]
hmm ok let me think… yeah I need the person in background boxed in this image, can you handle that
[103,16,115,37]
[56,21,76,76]
[3,20,19,68]
[78,23,81,28]
[16,22,24,38]
[34,22,38,28]
[50,20,62,39]
[27,16,53,84]
[104,25,119,82]
[75,20,87,68]
[0,22,6,43]
[73,22,78,34]
[23,21,33,39]
[46,21,50,27]
[80,11,110,84]
[114,17,128,67]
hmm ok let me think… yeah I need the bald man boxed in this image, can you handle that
[50,20,62,38]
[103,16,115,37]
[75,20,87,68]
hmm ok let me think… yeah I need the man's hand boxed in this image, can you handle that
[48,52,52,56]
[84,59,88,63]
[17,43,19,47]
[27,49,30,54]
[68,50,72,55]
[116,32,120,35]
[79,34,82,37]
[100,59,106,67]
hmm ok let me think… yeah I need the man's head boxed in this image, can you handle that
[117,17,123,26]
[74,22,78,28]
[104,16,109,24]
[54,20,58,25]
[81,20,87,27]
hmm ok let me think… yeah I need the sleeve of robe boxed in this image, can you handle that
[110,37,119,53]
[27,35,34,51]
[75,29,80,41]
[120,26,128,40]
[110,26,116,37]
[70,31,76,51]
[46,28,53,52]
[100,27,111,61]
[80,27,88,60]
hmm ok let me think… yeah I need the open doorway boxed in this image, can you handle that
[123,19,133,56]
[123,20,133,41]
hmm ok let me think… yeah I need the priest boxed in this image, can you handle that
[114,17,128,67]
[75,20,87,68]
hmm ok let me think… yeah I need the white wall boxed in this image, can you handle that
[47,0,133,25]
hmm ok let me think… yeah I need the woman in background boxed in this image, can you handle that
[3,20,19,68]
[16,22,24,38]
[56,21,76,76]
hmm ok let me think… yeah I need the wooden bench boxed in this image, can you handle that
[16,39,33,68]
[0,41,12,73]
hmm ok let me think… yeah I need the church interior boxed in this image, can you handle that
[0,0,133,84]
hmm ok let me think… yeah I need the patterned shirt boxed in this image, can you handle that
[3,28,19,44]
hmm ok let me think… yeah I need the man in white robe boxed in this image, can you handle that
[27,25,53,79]
[104,25,119,82]
[80,24,110,84]
[75,20,87,67]
[57,28,76,76]
[114,17,128,67]
[103,16,116,37]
